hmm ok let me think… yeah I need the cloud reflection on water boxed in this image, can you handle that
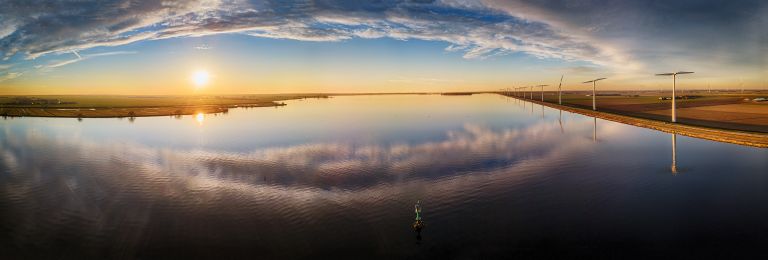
[4,120,598,191]
[0,114,605,256]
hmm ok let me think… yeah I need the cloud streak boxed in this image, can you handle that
[0,72,22,82]
[43,51,138,69]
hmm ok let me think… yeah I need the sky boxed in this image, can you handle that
[0,0,766,95]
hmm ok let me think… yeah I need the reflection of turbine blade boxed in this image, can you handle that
[671,133,678,174]
[559,110,563,133]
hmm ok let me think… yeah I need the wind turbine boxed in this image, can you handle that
[536,84,548,101]
[655,71,693,123]
[557,75,564,105]
[582,78,607,111]
[529,86,534,99]
[740,79,744,95]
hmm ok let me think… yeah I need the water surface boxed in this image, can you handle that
[1,94,767,258]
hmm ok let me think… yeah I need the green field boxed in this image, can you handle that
[0,94,328,108]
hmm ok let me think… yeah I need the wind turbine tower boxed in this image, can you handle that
[536,84,548,102]
[656,71,694,123]
[582,78,607,111]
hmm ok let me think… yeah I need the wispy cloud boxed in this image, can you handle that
[0,72,22,82]
[42,51,138,69]
[71,50,82,60]
[194,44,213,50]
[388,77,462,85]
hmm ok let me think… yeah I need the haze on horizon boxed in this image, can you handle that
[0,0,766,95]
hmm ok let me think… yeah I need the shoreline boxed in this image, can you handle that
[0,94,328,118]
[2,92,767,148]
[0,102,282,118]
[504,95,768,148]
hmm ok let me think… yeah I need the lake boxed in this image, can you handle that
[1,94,767,258]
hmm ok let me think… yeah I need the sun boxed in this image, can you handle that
[195,112,205,125]
[192,70,210,87]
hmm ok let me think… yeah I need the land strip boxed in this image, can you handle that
[0,94,329,118]
[501,93,768,148]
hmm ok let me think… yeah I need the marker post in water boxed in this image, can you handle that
[413,201,424,232]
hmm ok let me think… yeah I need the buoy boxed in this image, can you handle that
[413,200,424,231]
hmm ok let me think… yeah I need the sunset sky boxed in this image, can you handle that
[0,0,766,95]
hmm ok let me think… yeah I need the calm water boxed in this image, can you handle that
[1,94,767,258]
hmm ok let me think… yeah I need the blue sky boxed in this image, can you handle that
[0,0,766,94]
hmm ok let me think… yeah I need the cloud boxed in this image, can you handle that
[46,58,81,69]
[482,0,767,74]
[0,120,596,190]
[43,51,138,69]
[388,76,461,85]
[0,72,22,82]
[562,65,602,75]
[0,118,604,248]
[0,0,622,69]
[0,0,764,78]
[194,44,213,50]
[71,50,82,60]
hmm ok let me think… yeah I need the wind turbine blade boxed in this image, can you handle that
[656,73,675,76]
[676,71,694,74]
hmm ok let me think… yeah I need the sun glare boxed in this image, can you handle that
[192,70,210,87]
[195,112,205,125]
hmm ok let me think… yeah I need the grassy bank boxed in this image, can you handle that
[0,94,329,118]
[502,92,768,133]
[501,92,768,148]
